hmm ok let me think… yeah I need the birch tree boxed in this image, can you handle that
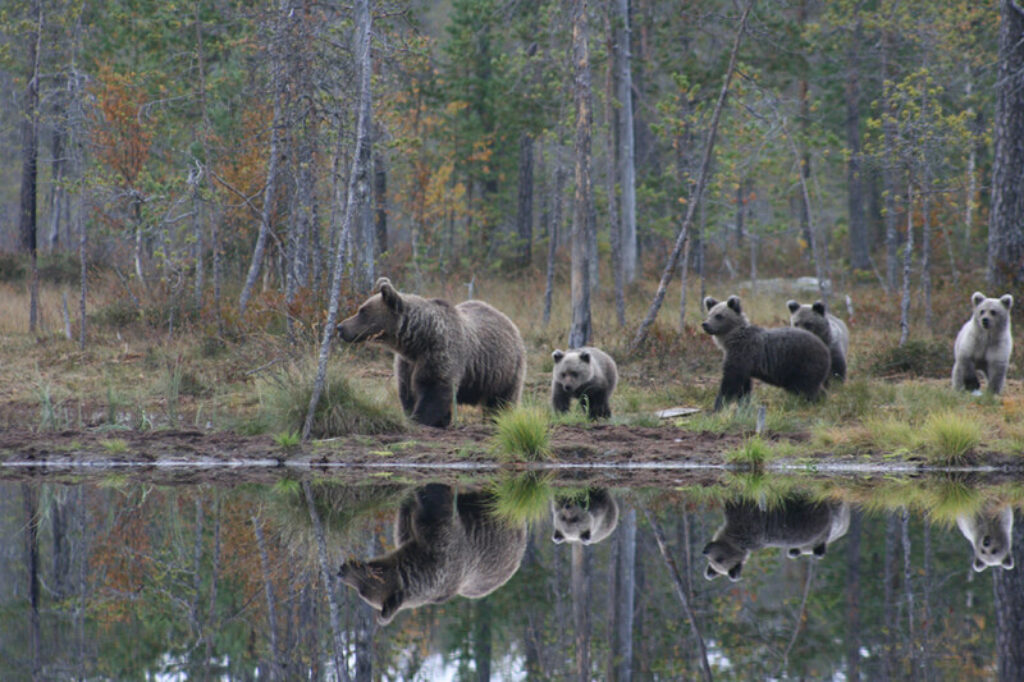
[568,0,595,349]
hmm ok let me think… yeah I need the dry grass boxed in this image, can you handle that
[0,266,1020,462]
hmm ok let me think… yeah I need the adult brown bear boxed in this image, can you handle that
[337,278,527,427]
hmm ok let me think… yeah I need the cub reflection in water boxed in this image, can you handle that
[337,484,527,625]
[957,505,1015,572]
[551,488,620,545]
[703,495,850,581]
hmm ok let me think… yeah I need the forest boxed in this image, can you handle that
[2,0,1024,442]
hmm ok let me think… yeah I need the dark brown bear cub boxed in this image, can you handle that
[337,277,527,427]
[702,295,830,411]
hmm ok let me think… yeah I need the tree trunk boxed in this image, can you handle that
[881,24,900,291]
[629,1,751,353]
[303,482,350,682]
[22,484,42,680]
[845,509,862,681]
[571,543,591,682]
[544,161,566,327]
[610,506,636,682]
[516,132,535,268]
[569,0,595,349]
[302,0,373,439]
[474,598,493,682]
[994,510,1024,681]
[615,0,637,284]
[20,0,43,334]
[987,0,1024,288]
[845,17,870,270]
[239,0,291,315]
[899,187,913,347]
[252,516,283,679]
[374,140,388,257]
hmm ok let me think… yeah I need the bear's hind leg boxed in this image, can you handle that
[395,357,417,415]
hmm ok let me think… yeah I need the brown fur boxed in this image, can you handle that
[338,484,527,625]
[338,278,527,427]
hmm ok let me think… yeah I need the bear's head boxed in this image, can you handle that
[787,299,831,341]
[338,558,406,625]
[970,530,1015,572]
[551,491,618,545]
[552,349,597,393]
[337,277,404,344]
[702,539,747,581]
[970,291,1013,333]
[701,295,747,337]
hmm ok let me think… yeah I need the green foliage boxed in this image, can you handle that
[489,473,553,524]
[256,361,406,439]
[923,411,982,464]
[868,339,951,378]
[492,406,551,461]
[273,430,301,449]
[100,438,128,454]
[726,436,774,468]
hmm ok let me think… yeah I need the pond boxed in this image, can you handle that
[1,468,1020,681]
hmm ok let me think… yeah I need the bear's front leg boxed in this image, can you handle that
[551,383,572,413]
[395,356,417,415]
[583,389,612,419]
[411,376,454,427]
[987,360,1009,394]
[714,364,752,411]
[952,358,978,391]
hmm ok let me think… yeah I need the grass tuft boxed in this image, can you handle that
[726,435,773,468]
[923,411,982,464]
[489,473,554,524]
[256,360,406,438]
[100,438,129,454]
[492,406,551,461]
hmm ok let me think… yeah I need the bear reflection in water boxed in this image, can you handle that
[338,484,527,625]
[957,506,1015,572]
[551,488,620,545]
[703,496,851,581]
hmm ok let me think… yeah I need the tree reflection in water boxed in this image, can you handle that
[0,476,1019,680]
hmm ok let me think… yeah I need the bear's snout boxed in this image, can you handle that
[701,321,713,334]
[981,317,991,329]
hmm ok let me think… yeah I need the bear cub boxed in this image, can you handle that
[551,488,620,545]
[957,505,1015,572]
[338,484,528,625]
[952,291,1014,395]
[337,277,527,427]
[702,295,831,411]
[550,346,618,420]
[787,299,850,383]
[703,496,850,581]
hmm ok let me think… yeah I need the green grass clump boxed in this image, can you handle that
[100,438,129,454]
[257,361,406,439]
[868,338,951,379]
[489,473,554,524]
[923,411,983,464]
[274,430,302,448]
[492,406,551,461]
[726,435,774,468]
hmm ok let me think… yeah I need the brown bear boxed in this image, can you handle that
[703,495,850,581]
[337,277,527,427]
[338,484,528,625]
[550,346,618,419]
[957,505,1015,572]
[952,292,1014,394]
[702,295,831,411]
[551,488,620,545]
[787,299,850,384]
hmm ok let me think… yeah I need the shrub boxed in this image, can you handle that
[726,435,773,468]
[923,411,982,464]
[868,339,950,378]
[492,406,551,461]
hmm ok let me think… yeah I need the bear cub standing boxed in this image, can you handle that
[952,291,1014,395]
[957,505,1015,572]
[702,295,831,410]
[551,488,620,545]
[787,299,850,383]
[337,278,527,427]
[550,346,618,419]
[338,484,528,625]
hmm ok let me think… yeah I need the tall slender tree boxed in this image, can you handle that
[569,0,595,349]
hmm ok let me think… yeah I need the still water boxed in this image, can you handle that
[1,471,1020,681]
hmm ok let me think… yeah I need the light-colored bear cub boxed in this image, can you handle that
[952,291,1013,394]
[957,506,1014,572]
[551,346,618,419]
[551,488,620,545]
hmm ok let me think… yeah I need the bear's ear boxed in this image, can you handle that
[1004,555,1014,570]
[727,562,743,581]
[974,557,988,573]
[812,542,828,558]
[727,295,742,314]
[379,590,405,625]
[812,301,827,316]
[579,530,592,542]
[972,291,987,308]
[787,300,801,314]
[377,279,403,312]
[579,351,591,363]
[552,350,565,363]
[552,530,565,544]
[1001,294,1014,310]
[787,547,802,559]
[705,564,720,581]
[704,296,718,312]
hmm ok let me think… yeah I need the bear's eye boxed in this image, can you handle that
[714,313,723,320]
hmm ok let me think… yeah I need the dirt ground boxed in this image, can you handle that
[3,408,1022,489]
